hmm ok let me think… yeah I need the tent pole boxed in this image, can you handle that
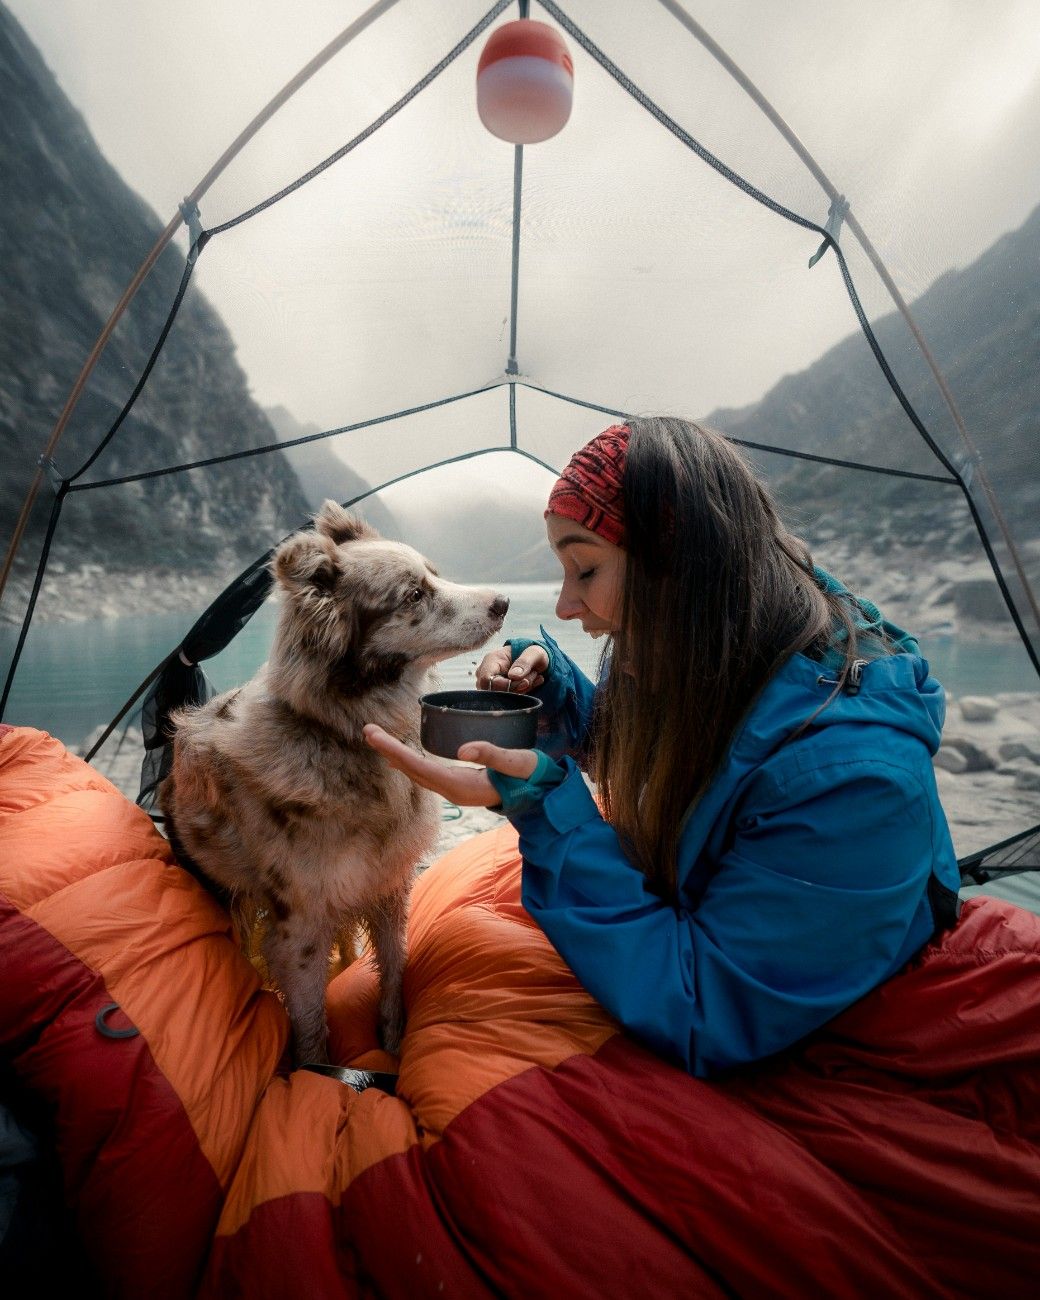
[656,0,1040,637]
[0,0,404,606]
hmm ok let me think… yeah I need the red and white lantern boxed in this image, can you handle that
[476,19,574,144]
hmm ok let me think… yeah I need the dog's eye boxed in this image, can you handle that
[405,587,424,605]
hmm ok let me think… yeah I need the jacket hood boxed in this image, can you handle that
[732,649,947,768]
[728,565,947,762]
[675,646,947,877]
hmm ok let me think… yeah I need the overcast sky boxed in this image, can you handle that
[9,0,1040,516]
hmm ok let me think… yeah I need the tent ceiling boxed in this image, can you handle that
[2,0,1038,876]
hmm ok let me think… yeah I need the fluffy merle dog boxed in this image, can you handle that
[160,501,508,1064]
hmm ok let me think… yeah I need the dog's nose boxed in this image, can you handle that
[489,595,509,619]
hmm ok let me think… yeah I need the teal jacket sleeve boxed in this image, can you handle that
[511,750,941,1077]
[506,628,600,766]
[487,749,567,816]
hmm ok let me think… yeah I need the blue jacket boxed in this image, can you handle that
[506,606,961,1078]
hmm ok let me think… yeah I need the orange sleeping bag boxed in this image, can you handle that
[2,724,1039,1299]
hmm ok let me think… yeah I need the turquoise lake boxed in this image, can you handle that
[3,580,1039,750]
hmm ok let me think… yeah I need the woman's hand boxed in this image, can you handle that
[362,725,539,806]
[475,643,550,694]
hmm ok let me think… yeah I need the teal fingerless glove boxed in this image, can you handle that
[487,748,566,817]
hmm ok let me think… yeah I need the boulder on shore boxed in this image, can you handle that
[934,748,969,774]
[1007,765,1040,793]
[959,696,1000,723]
[939,735,998,772]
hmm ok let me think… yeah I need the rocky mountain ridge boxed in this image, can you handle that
[375,210,1040,623]
[2,0,1037,653]
[706,205,1040,638]
[263,405,401,539]
[0,3,309,625]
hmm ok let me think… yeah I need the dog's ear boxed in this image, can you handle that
[314,500,379,545]
[273,532,339,594]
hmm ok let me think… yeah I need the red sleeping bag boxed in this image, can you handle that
[1,724,1038,1297]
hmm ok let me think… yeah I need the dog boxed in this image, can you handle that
[159,500,508,1064]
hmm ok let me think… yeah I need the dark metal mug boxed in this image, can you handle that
[419,689,542,759]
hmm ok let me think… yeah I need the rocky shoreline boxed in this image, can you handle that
[932,691,1040,856]
[2,565,234,626]
[3,541,1037,640]
[76,688,1040,864]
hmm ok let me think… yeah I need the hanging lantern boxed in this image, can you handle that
[476,19,574,144]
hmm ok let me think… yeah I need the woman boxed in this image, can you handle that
[363,416,962,1077]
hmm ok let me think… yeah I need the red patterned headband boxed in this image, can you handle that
[545,423,630,546]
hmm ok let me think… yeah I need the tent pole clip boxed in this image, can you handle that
[37,455,65,491]
[808,194,850,268]
[179,199,205,264]
[955,451,981,489]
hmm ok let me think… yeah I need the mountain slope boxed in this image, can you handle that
[263,405,402,539]
[704,205,1040,632]
[709,204,1040,530]
[0,3,309,620]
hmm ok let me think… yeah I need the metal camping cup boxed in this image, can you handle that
[419,689,542,758]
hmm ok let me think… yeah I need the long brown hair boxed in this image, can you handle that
[592,416,870,904]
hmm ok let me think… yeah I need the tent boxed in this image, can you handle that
[2,4,1040,1294]
[2,0,1037,889]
